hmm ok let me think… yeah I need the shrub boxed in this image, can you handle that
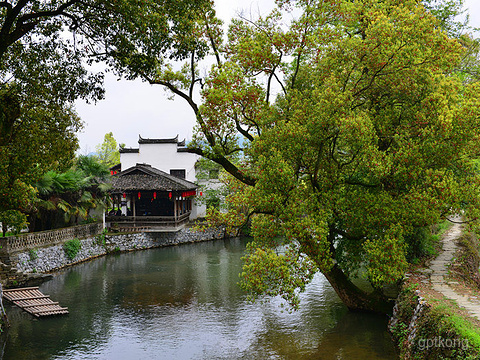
[95,228,108,247]
[64,238,81,260]
[28,248,38,261]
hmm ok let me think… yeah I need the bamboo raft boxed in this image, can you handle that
[2,287,69,317]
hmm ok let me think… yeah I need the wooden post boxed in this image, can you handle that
[132,193,136,227]
[174,196,178,226]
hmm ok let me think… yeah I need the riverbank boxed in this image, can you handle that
[389,219,480,359]
[1,236,398,360]
[1,224,226,288]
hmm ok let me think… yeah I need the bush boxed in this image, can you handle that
[64,238,81,260]
[28,248,38,261]
[406,221,450,264]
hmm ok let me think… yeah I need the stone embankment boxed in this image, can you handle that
[1,225,226,287]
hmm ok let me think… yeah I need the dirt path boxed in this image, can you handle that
[429,217,480,320]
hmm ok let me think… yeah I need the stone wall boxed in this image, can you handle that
[0,223,103,255]
[13,226,226,276]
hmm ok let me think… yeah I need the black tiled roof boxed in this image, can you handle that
[110,164,197,192]
[119,148,139,154]
[138,135,186,147]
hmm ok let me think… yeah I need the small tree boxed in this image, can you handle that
[95,132,121,168]
[0,210,29,237]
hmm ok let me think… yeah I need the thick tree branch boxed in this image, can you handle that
[204,17,221,67]
[189,50,196,100]
[16,0,79,24]
[0,0,82,59]
[186,146,256,186]
[233,113,254,142]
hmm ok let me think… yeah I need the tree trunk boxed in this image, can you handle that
[323,264,394,315]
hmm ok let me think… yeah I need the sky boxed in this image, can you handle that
[75,0,480,154]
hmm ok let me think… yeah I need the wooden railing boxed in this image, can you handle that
[0,223,103,254]
[106,212,191,231]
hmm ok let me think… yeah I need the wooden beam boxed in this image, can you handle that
[12,295,50,301]
[3,286,39,292]
[22,302,59,308]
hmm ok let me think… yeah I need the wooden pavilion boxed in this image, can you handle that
[106,163,198,230]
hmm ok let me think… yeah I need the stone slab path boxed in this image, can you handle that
[429,217,480,320]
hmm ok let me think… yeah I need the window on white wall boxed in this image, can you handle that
[170,169,186,179]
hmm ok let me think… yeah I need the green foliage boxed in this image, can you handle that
[28,248,38,261]
[87,0,216,83]
[210,0,480,311]
[64,238,82,261]
[0,209,28,236]
[95,228,108,247]
[451,232,480,289]
[95,132,120,167]
[393,282,480,359]
[363,225,408,287]
[32,155,111,231]
[413,303,480,359]
[240,242,318,309]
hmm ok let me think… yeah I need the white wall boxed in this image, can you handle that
[120,152,140,169]
[120,143,200,182]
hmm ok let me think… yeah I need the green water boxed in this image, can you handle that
[1,238,398,359]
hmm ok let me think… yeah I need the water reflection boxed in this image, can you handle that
[1,238,398,359]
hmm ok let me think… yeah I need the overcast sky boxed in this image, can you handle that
[75,0,480,154]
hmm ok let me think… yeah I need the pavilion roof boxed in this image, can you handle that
[110,164,197,192]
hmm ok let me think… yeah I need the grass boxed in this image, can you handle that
[393,281,480,359]
[448,232,480,290]
[0,232,15,238]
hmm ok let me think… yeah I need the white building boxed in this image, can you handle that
[119,135,200,183]
[115,135,209,220]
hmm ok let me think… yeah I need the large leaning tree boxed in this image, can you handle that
[96,0,480,313]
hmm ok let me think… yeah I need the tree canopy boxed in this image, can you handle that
[0,0,107,232]
[99,0,480,313]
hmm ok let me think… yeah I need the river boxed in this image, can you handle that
[1,237,398,359]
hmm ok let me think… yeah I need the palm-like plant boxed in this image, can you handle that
[31,156,112,231]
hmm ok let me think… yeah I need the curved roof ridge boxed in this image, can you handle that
[138,134,179,144]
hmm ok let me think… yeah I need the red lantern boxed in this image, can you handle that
[200,192,203,196]
[110,171,114,175]
[123,192,126,198]
[169,192,172,199]
[138,192,141,199]
[153,191,157,199]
